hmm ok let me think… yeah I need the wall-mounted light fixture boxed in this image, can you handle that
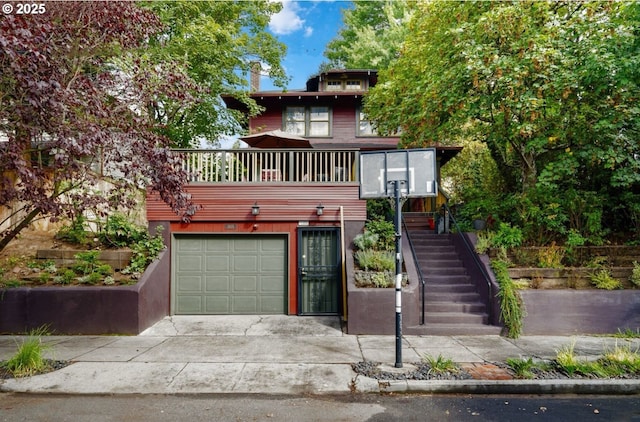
[251,202,260,215]
[316,203,324,216]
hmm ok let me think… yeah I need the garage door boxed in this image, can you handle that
[172,235,287,314]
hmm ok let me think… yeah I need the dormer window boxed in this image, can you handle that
[326,80,342,91]
[345,80,362,90]
[325,79,364,91]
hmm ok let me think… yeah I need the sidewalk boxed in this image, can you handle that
[1,315,639,395]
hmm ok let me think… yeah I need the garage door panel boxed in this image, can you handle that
[206,238,230,252]
[177,256,203,271]
[176,296,203,314]
[206,256,230,272]
[261,255,285,272]
[261,297,285,313]
[233,275,258,292]
[174,235,286,315]
[205,296,230,313]
[261,276,284,292]
[233,238,258,252]
[177,276,202,292]
[234,255,258,271]
[233,296,258,313]
[206,275,230,292]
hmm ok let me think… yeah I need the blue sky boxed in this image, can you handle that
[262,0,352,91]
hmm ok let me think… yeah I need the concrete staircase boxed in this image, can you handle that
[404,216,501,335]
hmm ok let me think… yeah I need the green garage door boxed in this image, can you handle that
[172,235,287,314]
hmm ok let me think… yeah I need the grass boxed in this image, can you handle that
[1,326,51,377]
[613,328,640,339]
[423,354,459,374]
[506,339,640,379]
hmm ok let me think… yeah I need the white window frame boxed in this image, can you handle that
[284,106,331,137]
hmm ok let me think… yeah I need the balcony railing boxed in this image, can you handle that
[176,149,360,183]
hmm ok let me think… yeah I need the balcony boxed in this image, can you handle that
[177,149,360,184]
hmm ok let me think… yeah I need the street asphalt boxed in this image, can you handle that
[1,315,639,395]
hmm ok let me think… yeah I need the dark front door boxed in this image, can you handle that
[298,227,341,315]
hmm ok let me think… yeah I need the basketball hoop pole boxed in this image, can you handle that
[392,179,404,368]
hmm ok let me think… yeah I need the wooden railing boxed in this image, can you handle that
[175,149,360,183]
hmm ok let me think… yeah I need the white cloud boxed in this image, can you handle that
[269,1,305,35]
[304,27,314,37]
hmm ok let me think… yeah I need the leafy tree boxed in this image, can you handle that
[141,0,288,147]
[365,1,640,243]
[323,0,416,70]
[0,1,198,251]
[366,1,639,193]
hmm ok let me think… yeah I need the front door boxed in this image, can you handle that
[298,227,341,315]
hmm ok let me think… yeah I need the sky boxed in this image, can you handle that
[261,0,352,91]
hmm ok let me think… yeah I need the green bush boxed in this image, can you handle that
[365,219,395,251]
[353,231,378,251]
[590,269,622,290]
[492,222,523,249]
[630,261,640,288]
[491,259,525,338]
[354,249,395,272]
[99,213,148,248]
[123,228,165,276]
[55,215,90,246]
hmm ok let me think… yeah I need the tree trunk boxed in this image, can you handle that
[0,207,42,252]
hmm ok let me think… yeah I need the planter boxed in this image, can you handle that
[473,219,486,231]
[346,238,421,335]
[0,251,170,335]
[520,289,640,335]
[508,267,634,289]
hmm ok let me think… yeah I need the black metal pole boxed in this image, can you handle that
[394,180,403,368]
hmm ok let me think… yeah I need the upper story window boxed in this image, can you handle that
[284,106,331,137]
[357,108,377,136]
[345,80,362,90]
[326,81,342,91]
[325,79,364,91]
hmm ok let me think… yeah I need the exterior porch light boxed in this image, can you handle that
[252,202,260,215]
[316,203,324,216]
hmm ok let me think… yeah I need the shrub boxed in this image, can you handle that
[353,231,378,251]
[590,269,622,290]
[55,215,89,245]
[536,242,564,268]
[423,354,459,374]
[492,222,523,249]
[99,213,148,248]
[630,261,640,288]
[123,228,165,276]
[491,259,525,338]
[354,250,395,272]
[474,231,494,255]
[365,219,395,251]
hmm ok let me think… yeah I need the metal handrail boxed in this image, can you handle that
[443,202,494,323]
[402,217,427,325]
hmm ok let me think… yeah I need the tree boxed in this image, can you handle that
[141,0,288,148]
[0,1,198,251]
[364,1,639,243]
[323,0,416,70]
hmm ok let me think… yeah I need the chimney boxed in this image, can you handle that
[250,61,261,92]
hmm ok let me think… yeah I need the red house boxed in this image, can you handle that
[146,70,478,332]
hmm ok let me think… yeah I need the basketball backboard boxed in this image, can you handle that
[359,148,437,199]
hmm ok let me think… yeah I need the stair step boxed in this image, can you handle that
[426,292,482,302]
[424,312,488,325]
[425,267,467,276]
[426,283,477,293]
[425,302,486,313]
[425,275,471,284]
[418,259,463,268]
[405,324,503,336]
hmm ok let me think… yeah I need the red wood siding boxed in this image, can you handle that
[147,183,366,222]
[249,96,399,149]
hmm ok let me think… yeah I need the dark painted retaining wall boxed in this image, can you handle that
[0,251,170,335]
[520,290,640,335]
[346,234,421,335]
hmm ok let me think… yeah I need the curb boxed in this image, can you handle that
[356,378,640,395]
